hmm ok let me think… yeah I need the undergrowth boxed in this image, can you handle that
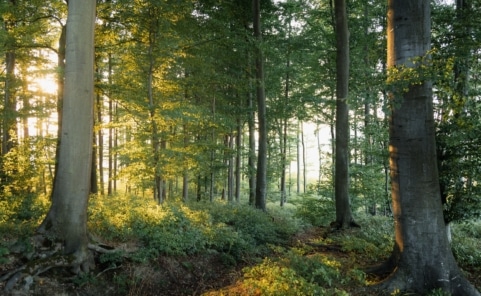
[88,195,303,263]
[1,192,480,295]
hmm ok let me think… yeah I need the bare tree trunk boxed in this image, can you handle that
[182,124,189,202]
[209,97,216,202]
[280,118,287,206]
[301,122,306,193]
[90,129,98,194]
[113,112,118,194]
[235,119,242,202]
[253,0,267,211]
[247,82,256,205]
[227,134,234,202]
[296,121,301,194]
[96,91,104,195]
[37,0,96,272]
[108,95,113,196]
[332,0,357,229]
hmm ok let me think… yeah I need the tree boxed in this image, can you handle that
[253,0,267,211]
[372,0,480,294]
[332,0,357,229]
[36,0,96,272]
[1,0,18,185]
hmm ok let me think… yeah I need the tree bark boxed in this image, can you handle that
[235,118,242,202]
[373,1,480,294]
[38,0,96,272]
[247,78,256,206]
[253,0,267,211]
[96,87,105,195]
[333,0,357,229]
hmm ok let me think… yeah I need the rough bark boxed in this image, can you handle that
[372,1,481,295]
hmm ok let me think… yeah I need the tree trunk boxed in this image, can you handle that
[333,0,357,229]
[227,134,234,202]
[301,122,306,193]
[182,124,189,202]
[90,129,98,194]
[96,89,104,195]
[247,81,256,205]
[108,95,113,196]
[280,117,287,206]
[1,1,17,159]
[253,0,267,211]
[38,0,96,272]
[235,118,242,202]
[296,121,301,194]
[372,1,480,294]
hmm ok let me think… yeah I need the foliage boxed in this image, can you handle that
[334,216,394,261]
[242,257,352,296]
[292,195,335,227]
[0,246,9,264]
[88,195,302,263]
[431,2,481,223]
[0,192,49,237]
[451,221,481,268]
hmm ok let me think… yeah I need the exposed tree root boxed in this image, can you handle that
[0,236,134,294]
[329,220,361,230]
[368,266,481,296]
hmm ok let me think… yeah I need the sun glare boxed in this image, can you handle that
[35,77,58,95]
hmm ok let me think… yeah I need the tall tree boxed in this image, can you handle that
[372,0,480,294]
[253,0,267,211]
[1,0,18,183]
[36,0,96,272]
[332,0,357,229]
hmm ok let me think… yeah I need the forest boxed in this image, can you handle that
[0,0,480,295]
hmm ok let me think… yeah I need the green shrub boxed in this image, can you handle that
[332,215,393,261]
[88,196,302,263]
[451,221,481,268]
[0,246,9,264]
[243,257,350,296]
[285,249,341,287]
[293,196,335,227]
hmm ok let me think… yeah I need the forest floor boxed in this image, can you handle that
[2,225,480,296]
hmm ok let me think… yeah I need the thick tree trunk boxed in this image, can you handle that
[38,0,96,272]
[333,0,357,229]
[373,1,480,295]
